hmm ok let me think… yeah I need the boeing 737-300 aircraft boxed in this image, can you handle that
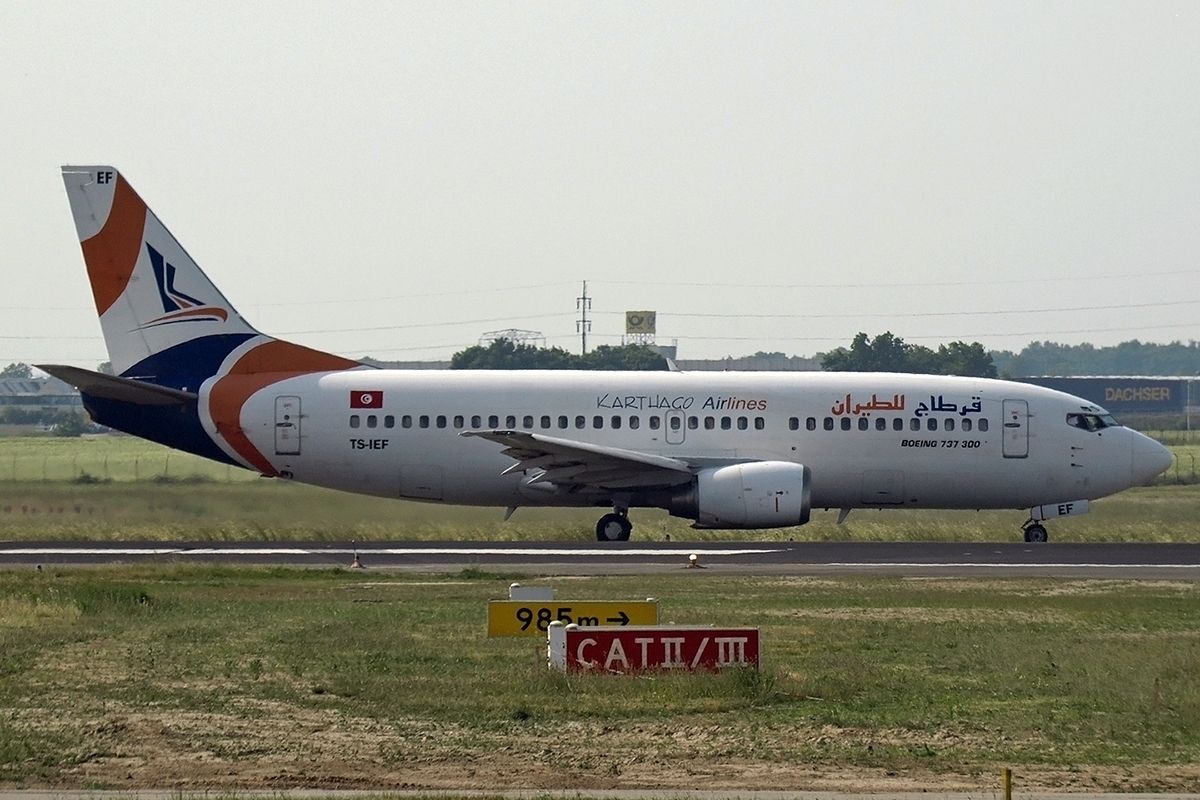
[41,166,1173,543]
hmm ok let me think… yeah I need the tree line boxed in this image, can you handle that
[442,334,999,376]
[440,335,1200,377]
[992,340,1200,377]
[820,333,996,377]
[448,339,668,370]
[6,333,1199,393]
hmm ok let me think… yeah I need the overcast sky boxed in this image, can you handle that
[3,1,1197,369]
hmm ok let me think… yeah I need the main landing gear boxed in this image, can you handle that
[596,509,632,542]
[1022,521,1049,543]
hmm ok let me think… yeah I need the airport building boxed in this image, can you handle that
[0,376,83,410]
[0,376,85,429]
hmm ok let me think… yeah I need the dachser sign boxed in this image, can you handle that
[1023,378,1187,414]
[1104,386,1172,403]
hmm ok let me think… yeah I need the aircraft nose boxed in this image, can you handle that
[1131,434,1173,484]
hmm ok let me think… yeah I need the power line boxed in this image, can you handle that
[648,299,1200,321]
[589,268,1198,291]
[659,321,1200,344]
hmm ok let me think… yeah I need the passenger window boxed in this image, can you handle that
[927,418,938,431]
[593,415,603,429]
[754,417,765,430]
[649,416,660,430]
[721,417,732,430]
[401,415,412,429]
[558,415,568,429]
[688,416,699,430]
[506,415,517,428]
[489,415,499,428]
[471,415,482,428]
[575,415,586,429]
[824,417,834,431]
[705,416,716,430]
[522,415,533,428]
[961,418,972,432]
[453,415,464,429]
[789,417,799,431]
[384,415,395,428]
[858,417,869,431]
[909,418,920,431]
[738,417,748,430]
[875,417,887,431]
[350,415,360,429]
[367,415,378,429]
[979,419,989,432]
[419,415,430,429]
[436,415,447,429]
[841,418,852,431]
[892,418,903,431]
[541,415,551,429]
[611,415,622,429]
[669,416,681,431]
[944,418,955,432]
[629,416,640,429]
[806,417,817,431]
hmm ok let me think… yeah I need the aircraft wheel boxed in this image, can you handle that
[596,513,632,542]
[1024,524,1048,543]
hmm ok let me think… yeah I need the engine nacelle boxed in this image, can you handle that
[666,461,812,529]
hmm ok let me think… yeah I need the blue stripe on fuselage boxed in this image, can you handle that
[81,393,242,468]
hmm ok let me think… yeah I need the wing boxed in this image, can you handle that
[460,430,694,490]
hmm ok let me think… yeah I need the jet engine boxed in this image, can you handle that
[666,461,811,529]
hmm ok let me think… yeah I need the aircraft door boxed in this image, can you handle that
[665,410,686,445]
[1002,399,1029,458]
[274,396,301,455]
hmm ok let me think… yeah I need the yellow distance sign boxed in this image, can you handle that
[488,600,659,637]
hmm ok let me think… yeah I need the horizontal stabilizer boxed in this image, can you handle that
[36,364,197,407]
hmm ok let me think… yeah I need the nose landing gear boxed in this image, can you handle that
[1022,521,1049,543]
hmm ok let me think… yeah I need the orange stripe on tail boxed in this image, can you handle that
[80,175,147,316]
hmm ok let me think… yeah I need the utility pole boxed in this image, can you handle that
[576,280,591,354]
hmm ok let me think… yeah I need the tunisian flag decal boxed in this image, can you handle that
[350,390,384,409]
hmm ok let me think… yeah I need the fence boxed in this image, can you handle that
[1,444,256,484]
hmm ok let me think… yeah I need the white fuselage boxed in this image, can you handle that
[204,370,1167,513]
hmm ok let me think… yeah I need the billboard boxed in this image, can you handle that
[1021,378,1187,414]
[625,311,656,335]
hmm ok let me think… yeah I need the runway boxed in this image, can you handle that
[3,540,1200,579]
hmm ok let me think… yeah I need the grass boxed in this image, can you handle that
[1162,442,1200,484]
[1,479,1199,542]
[0,566,1198,790]
[5,433,1199,484]
[2,435,1199,543]
[0,435,255,483]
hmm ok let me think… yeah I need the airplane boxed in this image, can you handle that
[41,166,1173,544]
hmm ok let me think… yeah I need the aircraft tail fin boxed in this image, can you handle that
[61,166,357,389]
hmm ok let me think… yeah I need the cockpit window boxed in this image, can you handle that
[1066,412,1119,431]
